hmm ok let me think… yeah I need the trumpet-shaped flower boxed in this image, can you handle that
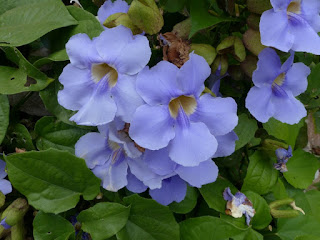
[0,160,12,195]
[58,26,151,126]
[260,0,320,54]
[274,146,293,172]
[246,48,309,124]
[129,54,238,167]
[97,0,129,25]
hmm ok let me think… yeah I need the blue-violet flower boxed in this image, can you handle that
[0,160,12,195]
[274,146,293,172]
[97,0,129,26]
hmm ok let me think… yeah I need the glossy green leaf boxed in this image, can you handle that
[272,178,289,200]
[242,151,278,195]
[0,47,53,94]
[77,202,130,240]
[0,0,77,47]
[244,191,272,230]
[0,95,9,144]
[0,0,38,15]
[6,149,100,214]
[234,114,258,150]
[307,63,320,98]
[33,211,75,240]
[34,116,89,153]
[117,194,179,240]
[284,149,320,189]
[169,186,198,214]
[200,177,238,213]
[263,118,304,148]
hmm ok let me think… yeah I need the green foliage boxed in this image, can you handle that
[8,123,35,151]
[33,211,75,240]
[169,185,198,214]
[77,202,130,240]
[234,113,258,150]
[0,94,9,144]
[6,149,100,213]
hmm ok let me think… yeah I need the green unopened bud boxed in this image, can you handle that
[172,18,192,39]
[240,55,257,78]
[103,13,142,35]
[128,0,164,35]
[10,220,24,240]
[262,139,289,156]
[247,0,272,14]
[1,198,29,227]
[190,44,217,65]
[211,55,228,75]
[243,29,266,56]
[0,192,5,209]
[269,198,303,219]
[217,36,246,62]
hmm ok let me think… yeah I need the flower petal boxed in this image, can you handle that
[58,64,94,111]
[223,187,234,201]
[213,131,238,158]
[283,62,310,96]
[0,160,7,179]
[301,0,320,32]
[260,10,294,52]
[169,121,217,167]
[245,86,275,123]
[129,105,175,150]
[70,79,117,126]
[144,148,176,176]
[280,50,295,73]
[0,179,12,195]
[126,170,148,193]
[270,0,290,11]
[175,160,218,188]
[97,0,129,25]
[176,53,210,96]
[191,94,238,136]
[136,61,180,105]
[149,176,187,205]
[75,132,111,169]
[271,93,307,124]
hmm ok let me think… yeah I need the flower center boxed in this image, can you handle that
[287,1,301,14]
[168,95,197,118]
[273,72,286,87]
[91,63,118,87]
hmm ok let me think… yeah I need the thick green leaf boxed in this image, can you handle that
[0,0,77,47]
[283,149,320,189]
[307,63,320,98]
[234,114,258,150]
[117,195,180,240]
[169,186,198,214]
[33,211,75,240]
[9,123,35,151]
[6,149,100,214]
[233,228,263,240]
[272,178,289,200]
[244,191,272,230]
[263,118,304,148]
[0,95,9,144]
[0,0,39,15]
[77,202,130,240]
[189,0,235,37]
[200,177,238,213]
[0,47,53,94]
[34,116,89,153]
[180,216,246,240]
[242,151,278,195]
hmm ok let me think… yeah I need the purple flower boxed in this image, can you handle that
[260,0,320,54]
[97,0,129,26]
[0,160,12,195]
[245,48,310,124]
[75,119,143,192]
[70,215,90,240]
[129,54,238,167]
[58,26,151,126]
[223,187,255,226]
[274,146,293,172]
[208,65,228,97]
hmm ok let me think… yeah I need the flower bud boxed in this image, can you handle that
[269,198,303,218]
[10,220,24,240]
[1,199,29,227]
[172,18,191,39]
[103,13,142,35]
[217,36,246,62]
[128,0,164,35]
[243,29,266,56]
[190,44,216,65]
[240,55,257,78]
[247,0,272,14]
[0,192,5,209]
[247,14,260,31]
[211,55,228,76]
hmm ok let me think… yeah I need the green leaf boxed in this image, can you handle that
[180,216,246,240]
[0,47,53,94]
[242,151,278,195]
[6,149,100,214]
[117,194,180,240]
[169,186,198,214]
[244,191,272,230]
[199,177,238,213]
[77,202,130,240]
[34,116,89,153]
[160,0,187,13]
[307,63,320,98]
[283,149,320,189]
[272,178,289,200]
[312,110,320,134]
[0,95,9,144]
[0,0,77,47]
[33,211,75,240]
[263,118,304,148]
[189,0,235,37]
[234,114,258,150]
[0,0,39,15]
[9,123,35,151]
[233,228,263,240]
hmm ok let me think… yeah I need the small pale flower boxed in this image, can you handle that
[246,48,310,124]
[58,26,151,126]
[223,187,255,226]
[274,146,292,172]
[260,0,320,54]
